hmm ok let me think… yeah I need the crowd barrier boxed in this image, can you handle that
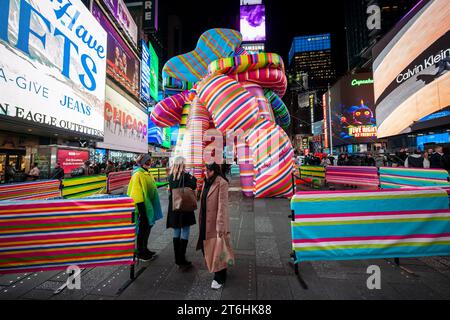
[107,171,132,194]
[325,166,379,188]
[62,175,107,199]
[148,168,168,182]
[290,188,450,285]
[0,196,136,274]
[298,166,325,189]
[379,167,450,189]
[0,180,61,201]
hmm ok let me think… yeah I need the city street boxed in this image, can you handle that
[1,179,450,301]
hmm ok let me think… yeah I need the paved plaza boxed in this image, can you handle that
[1,180,450,300]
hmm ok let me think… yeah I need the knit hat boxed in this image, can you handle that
[139,154,152,166]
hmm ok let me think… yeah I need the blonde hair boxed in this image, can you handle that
[170,157,186,180]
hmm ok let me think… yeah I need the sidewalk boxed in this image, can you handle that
[1,179,450,300]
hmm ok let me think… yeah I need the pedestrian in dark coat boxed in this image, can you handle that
[167,157,197,268]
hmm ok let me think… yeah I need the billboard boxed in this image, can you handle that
[0,0,107,138]
[141,40,151,105]
[58,149,90,174]
[149,41,159,101]
[240,5,266,42]
[92,2,140,99]
[143,0,158,32]
[373,0,450,138]
[330,73,378,146]
[97,85,148,153]
[103,0,138,45]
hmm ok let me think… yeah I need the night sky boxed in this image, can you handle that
[162,0,348,77]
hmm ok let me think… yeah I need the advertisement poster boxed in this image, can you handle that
[103,0,138,44]
[149,41,159,101]
[331,73,378,146]
[92,2,140,99]
[240,5,266,42]
[141,40,151,105]
[97,85,148,154]
[58,149,90,174]
[148,110,163,145]
[0,0,107,138]
[373,0,449,138]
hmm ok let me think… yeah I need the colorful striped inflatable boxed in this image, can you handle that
[208,53,285,75]
[163,29,242,84]
[150,92,188,127]
[326,166,379,188]
[107,171,132,194]
[242,82,274,122]
[264,89,291,130]
[0,196,136,274]
[380,167,450,189]
[0,180,61,201]
[246,118,294,198]
[230,68,288,98]
[197,74,259,133]
[291,188,450,262]
[62,175,107,199]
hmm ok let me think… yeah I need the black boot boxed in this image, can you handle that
[179,239,192,267]
[173,238,181,265]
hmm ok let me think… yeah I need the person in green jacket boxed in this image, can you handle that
[127,154,163,262]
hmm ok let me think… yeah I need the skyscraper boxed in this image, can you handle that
[345,0,419,72]
[288,34,336,91]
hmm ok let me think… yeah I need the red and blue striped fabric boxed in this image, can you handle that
[150,92,188,127]
[230,68,288,98]
[0,196,136,274]
[291,188,450,262]
[0,180,61,201]
[326,166,379,188]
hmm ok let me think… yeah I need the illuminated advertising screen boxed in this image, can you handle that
[240,5,266,42]
[141,40,151,105]
[92,2,140,99]
[103,0,138,44]
[373,0,450,138]
[58,149,90,174]
[0,0,107,138]
[97,85,148,154]
[330,73,378,146]
[149,41,159,101]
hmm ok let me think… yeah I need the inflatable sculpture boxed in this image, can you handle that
[150,29,294,198]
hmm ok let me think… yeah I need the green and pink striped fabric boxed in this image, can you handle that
[0,196,136,274]
[379,167,450,189]
[291,188,450,262]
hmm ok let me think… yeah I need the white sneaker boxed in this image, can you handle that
[211,280,223,290]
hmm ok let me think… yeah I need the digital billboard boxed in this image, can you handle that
[97,85,148,154]
[141,40,151,105]
[0,0,107,138]
[92,2,140,99]
[373,0,449,138]
[58,149,90,174]
[240,5,266,42]
[149,41,159,101]
[103,0,138,45]
[330,73,378,146]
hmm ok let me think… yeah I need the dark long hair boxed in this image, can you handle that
[206,163,229,183]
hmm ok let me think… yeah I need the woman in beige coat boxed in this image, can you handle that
[196,163,231,290]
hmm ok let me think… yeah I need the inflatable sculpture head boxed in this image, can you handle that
[150,29,294,199]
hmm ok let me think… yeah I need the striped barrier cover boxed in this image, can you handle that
[107,171,132,194]
[0,196,136,274]
[291,188,450,262]
[62,175,107,199]
[148,168,169,182]
[326,166,379,188]
[379,167,450,189]
[300,166,326,179]
[0,180,61,201]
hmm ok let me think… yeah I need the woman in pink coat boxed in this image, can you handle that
[196,163,231,290]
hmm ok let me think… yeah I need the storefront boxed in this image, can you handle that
[0,0,107,182]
